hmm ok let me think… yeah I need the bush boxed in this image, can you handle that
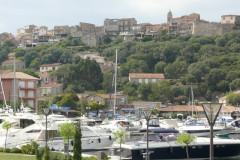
[4,148,11,153]
[10,147,22,153]
[21,144,32,154]
[0,147,4,152]
[50,152,72,160]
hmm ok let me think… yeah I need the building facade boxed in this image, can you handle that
[129,73,165,84]
[38,83,63,97]
[0,72,39,108]
[2,60,25,69]
[40,63,62,73]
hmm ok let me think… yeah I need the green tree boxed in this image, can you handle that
[102,72,114,93]
[123,82,138,97]
[177,133,195,160]
[154,61,167,73]
[188,62,210,82]
[138,83,152,101]
[227,92,240,106]
[230,78,240,91]
[43,145,50,160]
[164,61,188,79]
[58,123,76,154]
[114,130,128,160]
[73,123,82,160]
[2,121,13,149]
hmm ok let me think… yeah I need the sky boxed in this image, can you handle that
[0,0,239,35]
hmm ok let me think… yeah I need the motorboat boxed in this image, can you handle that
[178,118,233,137]
[112,128,240,160]
[39,125,114,152]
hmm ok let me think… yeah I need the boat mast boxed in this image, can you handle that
[191,83,194,117]
[0,77,8,111]
[113,48,118,115]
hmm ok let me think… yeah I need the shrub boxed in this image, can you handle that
[21,144,32,154]
[50,152,72,160]
[10,147,22,153]
[4,148,11,153]
[0,147,4,152]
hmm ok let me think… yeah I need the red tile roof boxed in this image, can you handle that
[1,72,39,80]
[129,73,165,79]
[2,60,22,64]
[38,73,48,77]
[222,15,240,17]
[158,105,237,113]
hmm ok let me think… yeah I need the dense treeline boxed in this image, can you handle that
[1,32,240,105]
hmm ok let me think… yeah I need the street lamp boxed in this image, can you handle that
[142,108,153,160]
[200,102,222,160]
[43,107,50,146]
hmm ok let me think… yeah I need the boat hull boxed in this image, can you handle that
[129,143,240,160]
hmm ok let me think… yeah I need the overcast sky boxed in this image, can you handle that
[0,0,239,35]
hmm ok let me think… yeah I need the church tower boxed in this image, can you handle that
[167,10,173,23]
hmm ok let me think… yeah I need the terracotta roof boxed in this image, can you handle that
[158,105,203,112]
[2,60,22,64]
[158,105,237,113]
[87,94,124,100]
[40,63,62,67]
[1,72,39,80]
[129,73,165,79]
[38,73,48,77]
[41,83,62,87]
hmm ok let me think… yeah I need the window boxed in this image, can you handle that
[28,81,34,88]
[19,81,25,88]
[19,90,25,98]
[28,100,34,107]
[28,91,34,98]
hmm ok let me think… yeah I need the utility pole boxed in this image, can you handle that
[13,56,16,115]
[113,48,118,115]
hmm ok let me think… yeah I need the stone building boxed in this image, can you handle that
[40,63,62,73]
[2,60,25,69]
[38,73,58,84]
[129,73,165,84]
[104,18,137,36]
[0,32,15,45]
[54,25,71,38]
[192,21,235,36]
[86,94,128,111]
[221,15,240,24]
[38,83,63,97]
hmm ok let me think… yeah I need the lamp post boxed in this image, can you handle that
[43,107,50,146]
[200,102,222,160]
[142,108,152,160]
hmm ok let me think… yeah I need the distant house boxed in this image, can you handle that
[0,72,39,108]
[38,73,57,84]
[40,63,62,73]
[2,60,25,69]
[38,83,63,97]
[158,105,237,117]
[86,94,128,111]
[129,73,165,84]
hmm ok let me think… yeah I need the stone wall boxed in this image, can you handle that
[192,21,237,36]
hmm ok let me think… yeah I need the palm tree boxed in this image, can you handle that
[2,120,13,149]
[177,133,195,160]
[114,130,128,160]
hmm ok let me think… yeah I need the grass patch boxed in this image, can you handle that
[0,152,36,160]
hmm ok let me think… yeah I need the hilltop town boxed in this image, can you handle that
[0,12,240,48]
